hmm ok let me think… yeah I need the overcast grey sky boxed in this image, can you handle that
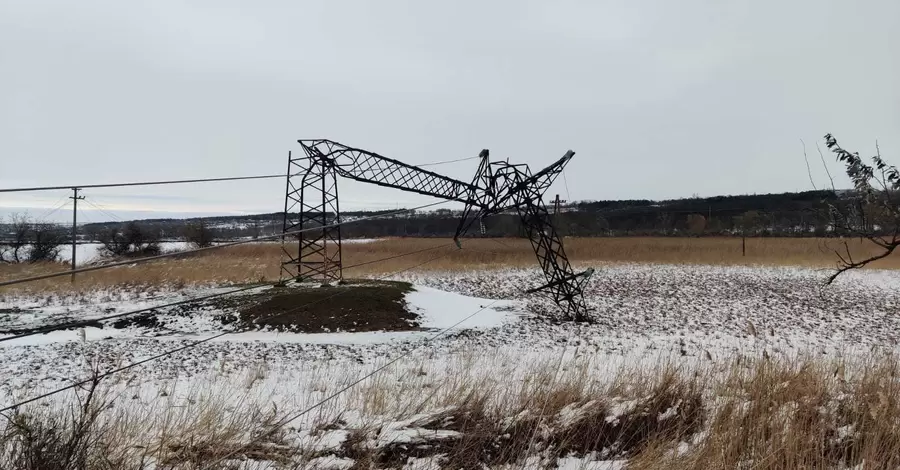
[1,0,898,221]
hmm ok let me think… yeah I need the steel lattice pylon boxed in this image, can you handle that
[487,156,593,321]
[280,138,594,320]
[280,143,342,283]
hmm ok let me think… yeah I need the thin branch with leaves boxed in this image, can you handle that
[822,134,900,283]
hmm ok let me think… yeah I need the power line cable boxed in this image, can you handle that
[0,200,450,289]
[418,155,480,168]
[82,198,124,223]
[78,206,93,225]
[341,243,452,271]
[0,284,266,343]
[562,168,572,202]
[0,287,216,334]
[0,242,453,343]
[33,199,70,221]
[84,197,124,221]
[0,174,286,194]
[205,296,500,468]
[0,245,459,413]
[490,237,515,250]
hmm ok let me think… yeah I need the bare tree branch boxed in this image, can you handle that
[827,243,898,284]
[801,138,818,190]
[817,141,837,193]
[822,134,900,284]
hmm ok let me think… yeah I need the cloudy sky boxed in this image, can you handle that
[1,0,898,222]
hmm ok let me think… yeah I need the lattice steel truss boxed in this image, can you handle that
[280,145,342,282]
[280,139,594,320]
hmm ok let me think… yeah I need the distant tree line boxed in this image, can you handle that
[65,190,883,241]
[102,190,893,239]
[2,189,886,265]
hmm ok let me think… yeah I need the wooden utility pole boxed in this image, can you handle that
[70,187,84,280]
[553,194,568,236]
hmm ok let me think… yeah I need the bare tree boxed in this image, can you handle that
[686,214,707,235]
[28,223,65,262]
[98,221,161,258]
[1,213,31,263]
[0,214,64,263]
[183,219,214,248]
[822,134,900,283]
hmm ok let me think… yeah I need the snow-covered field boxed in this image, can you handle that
[57,241,193,266]
[56,238,380,266]
[1,263,898,468]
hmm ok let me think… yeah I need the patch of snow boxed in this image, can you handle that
[305,456,355,469]
[342,238,380,244]
[658,401,680,421]
[0,326,131,346]
[556,456,626,470]
[558,400,600,428]
[406,285,518,330]
[291,429,348,452]
[605,399,638,425]
[836,424,856,439]
[665,441,692,457]
[56,241,193,266]
[376,425,461,447]
[403,455,444,470]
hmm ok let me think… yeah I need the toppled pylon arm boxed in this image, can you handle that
[301,139,480,204]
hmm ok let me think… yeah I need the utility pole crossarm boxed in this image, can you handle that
[299,140,484,206]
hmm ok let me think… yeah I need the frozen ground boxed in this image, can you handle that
[3,262,899,398]
[1,263,898,468]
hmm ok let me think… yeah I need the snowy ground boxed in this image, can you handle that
[57,241,193,266]
[3,262,899,402]
[55,238,382,266]
[1,263,898,468]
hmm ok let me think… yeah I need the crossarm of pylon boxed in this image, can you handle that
[513,150,574,194]
[492,150,574,212]
[300,140,486,206]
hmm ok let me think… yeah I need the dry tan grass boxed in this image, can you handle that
[5,353,900,469]
[2,237,899,293]
[630,353,900,469]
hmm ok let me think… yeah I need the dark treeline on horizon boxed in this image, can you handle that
[3,190,871,242]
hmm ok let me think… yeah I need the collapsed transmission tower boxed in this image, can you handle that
[280,139,594,320]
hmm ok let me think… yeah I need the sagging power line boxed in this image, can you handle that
[0,242,452,344]
[0,244,461,413]
[417,155,482,167]
[0,174,285,194]
[205,296,500,467]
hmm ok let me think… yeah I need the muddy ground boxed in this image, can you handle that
[2,280,419,336]
[237,280,417,333]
